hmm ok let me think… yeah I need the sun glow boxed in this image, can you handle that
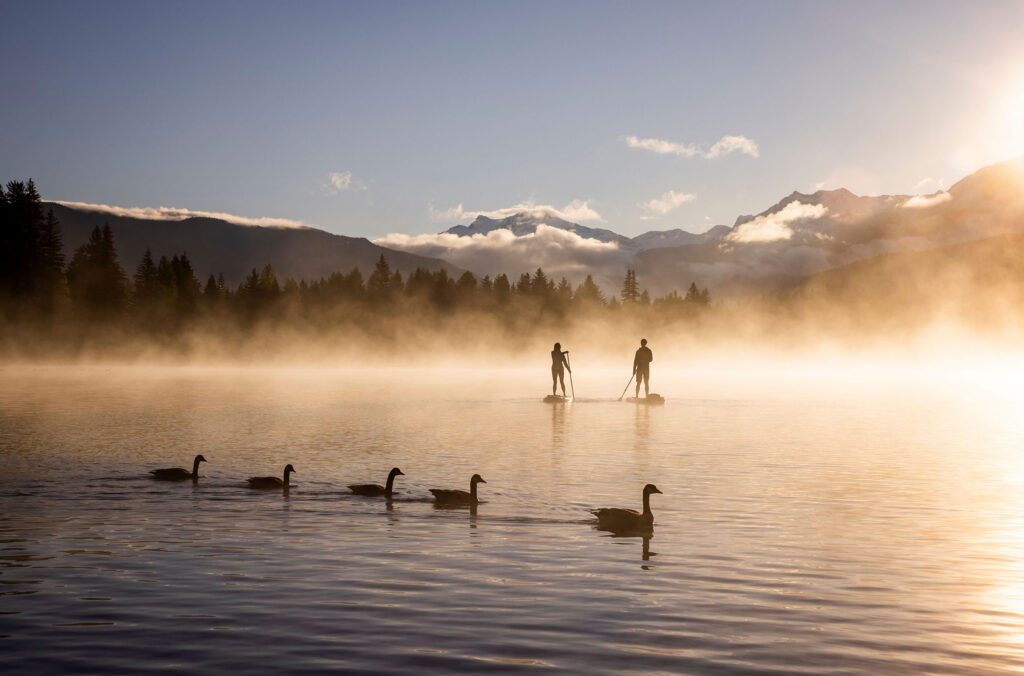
[992,67,1024,159]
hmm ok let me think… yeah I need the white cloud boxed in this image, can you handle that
[624,134,759,159]
[726,201,828,243]
[326,170,365,193]
[55,201,307,228]
[705,135,760,159]
[913,176,945,192]
[429,199,603,223]
[330,171,353,190]
[902,192,952,209]
[374,224,629,283]
[639,190,696,216]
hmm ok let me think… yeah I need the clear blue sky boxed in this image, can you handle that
[3,0,1024,237]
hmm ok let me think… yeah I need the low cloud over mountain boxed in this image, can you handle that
[56,201,309,229]
[375,225,632,288]
[379,157,1024,297]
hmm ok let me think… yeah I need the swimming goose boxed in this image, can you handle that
[150,454,207,481]
[430,473,486,506]
[247,464,295,489]
[592,483,662,534]
[349,467,404,497]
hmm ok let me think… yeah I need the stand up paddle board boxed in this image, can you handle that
[544,395,571,403]
[626,393,665,405]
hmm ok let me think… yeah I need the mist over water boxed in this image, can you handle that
[3,363,1024,673]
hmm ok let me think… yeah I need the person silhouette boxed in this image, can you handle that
[551,342,571,397]
[633,338,653,398]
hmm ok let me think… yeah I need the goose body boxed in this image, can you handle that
[150,454,206,481]
[592,483,662,534]
[247,464,295,489]
[430,473,486,506]
[349,467,404,497]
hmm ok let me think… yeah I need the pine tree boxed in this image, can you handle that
[493,274,511,304]
[456,271,477,297]
[203,274,219,298]
[36,208,66,311]
[66,223,127,318]
[532,268,551,299]
[0,180,65,314]
[405,267,433,297]
[173,252,201,314]
[574,275,605,306]
[685,282,701,303]
[621,269,639,304]
[367,254,392,299]
[133,249,159,305]
[431,268,454,308]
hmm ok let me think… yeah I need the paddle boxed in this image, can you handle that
[617,373,635,401]
[566,353,576,400]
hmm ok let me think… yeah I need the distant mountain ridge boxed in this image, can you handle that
[443,211,724,251]
[446,212,635,247]
[48,203,461,285]
[415,156,1024,296]
[46,155,1024,299]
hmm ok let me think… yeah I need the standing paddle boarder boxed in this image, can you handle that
[551,342,571,397]
[633,338,653,398]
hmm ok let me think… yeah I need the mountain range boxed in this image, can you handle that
[47,203,461,285]
[384,156,1024,295]
[45,156,1024,299]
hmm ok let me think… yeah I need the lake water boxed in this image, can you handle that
[2,362,1024,674]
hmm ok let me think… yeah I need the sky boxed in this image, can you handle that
[2,0,1024,238]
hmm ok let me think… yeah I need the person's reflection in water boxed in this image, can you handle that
[633,404,650,446]
[551,342,570,397]
[551,399,566,450]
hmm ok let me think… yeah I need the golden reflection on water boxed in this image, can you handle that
[3,362,1024,673]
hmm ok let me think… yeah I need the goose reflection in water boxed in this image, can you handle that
[604,533,656,564]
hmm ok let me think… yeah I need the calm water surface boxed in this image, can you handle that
[2,364,1024,674]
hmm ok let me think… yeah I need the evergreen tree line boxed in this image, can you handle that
[1,179,711,332]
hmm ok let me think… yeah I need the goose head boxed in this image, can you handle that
[643,483,662,496]
[195,454,208,464]
[470,474,486,485]
[389,467,404,478]
[284,464,296,475]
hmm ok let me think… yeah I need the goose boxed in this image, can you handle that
[247,464,295,489]
[430,473,486,506]
[150,454,207,481]
[592,483,662,534]
[349,467,404,497]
